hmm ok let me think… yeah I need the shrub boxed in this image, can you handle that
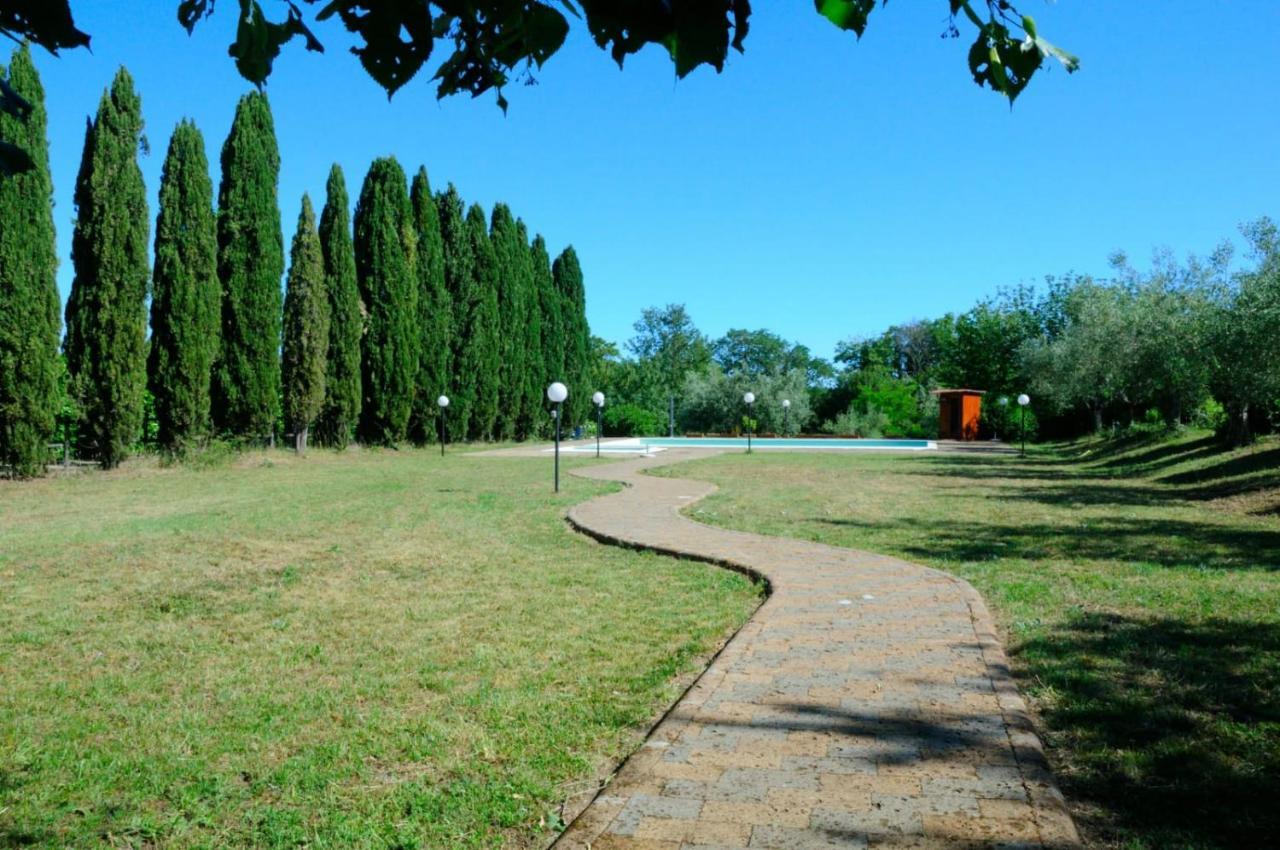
[1009,406,1039,444]
[980,397,1015,440]
[603,403,664,436]
[678,368,811,434]
[1193,397,1227,432]
[184,439,238,470]
[826,406,891,438]
[827,367,933,437]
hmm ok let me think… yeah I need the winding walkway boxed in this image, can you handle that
[553,450,1079,850]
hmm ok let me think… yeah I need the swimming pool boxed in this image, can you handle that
[561,437,935,453]
[641,437,933,450]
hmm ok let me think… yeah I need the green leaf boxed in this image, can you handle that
[228,0,324,88]
[522,4,571,68]
[318,0,434,96]
[664,5,734,78]
[966,19,1043,104]
[815,0,877,38]
[177,0,215,34]
[0,0,91,54]
[1034,36,1081,74]
[580,0,750,75]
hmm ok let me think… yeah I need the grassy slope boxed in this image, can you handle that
[659,431,1280,850]
[0,448,761,849]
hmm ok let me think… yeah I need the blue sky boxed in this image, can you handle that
[28,2,1280,361]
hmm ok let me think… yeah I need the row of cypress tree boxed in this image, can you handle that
[0,49,592,476]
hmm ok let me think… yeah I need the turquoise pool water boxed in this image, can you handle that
[637,437,932,450]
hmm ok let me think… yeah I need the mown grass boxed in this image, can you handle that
[0,447,762,849]
[659,431,1280,850]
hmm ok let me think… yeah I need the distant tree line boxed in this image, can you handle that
[0,47,591,478]
[590,306,832,438]
[824,231,1280,445]
[594,229,1280,445]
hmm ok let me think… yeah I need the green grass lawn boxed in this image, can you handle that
[659,431,1280,850]
[0,448,762,849]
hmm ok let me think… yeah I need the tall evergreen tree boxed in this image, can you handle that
[282,194,329,453]
[147,120,218,454]
[409,166,450,443]
[314,164,361,449]
[213,91,283,442]
[554,245,590,427]
[0,45,61,477]
[489,203,528,441]
[531,233,561,435]
[63,67,149,469]
[514,220,543,440]
[437,184,475,434]
[463,204,500,440]
[354,157,417,445]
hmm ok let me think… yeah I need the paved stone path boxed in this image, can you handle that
[553,450,1079,850]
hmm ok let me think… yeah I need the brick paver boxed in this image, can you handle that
[554,450,1079,850]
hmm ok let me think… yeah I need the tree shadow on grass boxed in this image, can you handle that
[904,457,1087,483]
[1178,473,1280,504]
[1016,612,1280,849]
[0,829,44,848]
[1064,431,1164,461]
[1092,434,1219,470]
[1004,476,1280,514]
[811,514,1280,570]
[915,437,1273,490]
[998,481,1172,508]
[1159,445,1280,486]
[0,767,46,847]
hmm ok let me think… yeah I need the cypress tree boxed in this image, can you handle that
[63,67,150,469]
[409,166,450,444]
[354,157,417,445]
[531,233,562,435]
[282,194,329,453]
[463,203,500,440]
[437,184,475,434]
[514,220,543,440]
[213,91,283,443]
[0,45,61,477]
[553,246,590,427]
[489,203,527,441]
[147,120,218,454]
[314,164,361,449]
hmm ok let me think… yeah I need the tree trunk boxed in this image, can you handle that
[295,425,307,455]
[1220,402,1251,446]
[1091,405,1103,432]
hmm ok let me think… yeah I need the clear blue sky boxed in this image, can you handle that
[29,2,1280,361]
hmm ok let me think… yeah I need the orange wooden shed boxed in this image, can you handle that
[932,389,985,440]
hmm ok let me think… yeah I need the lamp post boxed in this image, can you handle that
[782,398,791,436]
[1017,393,1030,457]
[743,391,756,453]
[437,395,449,456]
[592,391,605,458]
[548,382,568,491]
